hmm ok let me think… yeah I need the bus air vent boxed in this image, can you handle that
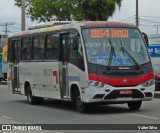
[28,21,78,30]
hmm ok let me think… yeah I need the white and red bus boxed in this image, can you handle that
[7,21,154,112]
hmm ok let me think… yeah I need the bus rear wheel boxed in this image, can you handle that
[75,91,87,113]
[127,101,142,110]
[26,85,44,105]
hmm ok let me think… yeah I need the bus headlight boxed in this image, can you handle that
[99,83,105,88]
[88,80,93,85]
[141,79,154,87]
[94,82,99,87]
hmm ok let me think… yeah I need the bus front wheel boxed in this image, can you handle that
[127,101,142,110]
[75,91,87,113]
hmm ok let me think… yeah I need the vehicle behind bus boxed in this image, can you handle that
[0,53,2,81]
[2,45,7,80]
[7,21,154,113]
[148,34,160,91]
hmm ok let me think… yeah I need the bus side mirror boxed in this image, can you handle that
[142,32,149,47]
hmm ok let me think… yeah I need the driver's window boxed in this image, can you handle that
[69,30,85,71]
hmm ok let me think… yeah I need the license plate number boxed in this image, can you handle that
[120,90,132,95]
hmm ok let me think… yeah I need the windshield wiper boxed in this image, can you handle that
[107,39,116,70]
[119,39,140,70]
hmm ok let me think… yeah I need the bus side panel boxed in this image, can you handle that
[40,61,61,99]
[19,62,40,97]
[19,62,61,99]
[68,63,88,101]
[68,63,80,94]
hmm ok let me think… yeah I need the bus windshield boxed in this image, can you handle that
[82,28,150,66]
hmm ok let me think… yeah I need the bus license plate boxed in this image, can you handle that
[120,90,132,95]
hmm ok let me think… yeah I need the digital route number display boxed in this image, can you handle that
[91,29,129,38]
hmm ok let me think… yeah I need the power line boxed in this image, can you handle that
[14,22,30,28]
[140,16,160,19]
[139,24,155,28]
[123,18,135,23]
[139,18,160,24]
[8,25,21,30]
[120,15,135,22]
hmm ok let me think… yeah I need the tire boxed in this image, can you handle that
[155,81,160,91]
[75,91,87,113]
[127,101,142,110]
[26,85,44,105]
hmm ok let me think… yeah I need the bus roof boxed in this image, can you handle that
[82,21,135,28]
[9,21,136,38]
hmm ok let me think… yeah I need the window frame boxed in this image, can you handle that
[45,32,59,61]
[32,35,45,61]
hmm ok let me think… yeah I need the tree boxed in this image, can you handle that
[82,0,122,21]
[14,0,123,22]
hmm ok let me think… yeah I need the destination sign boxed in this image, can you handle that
[91,29,129,38]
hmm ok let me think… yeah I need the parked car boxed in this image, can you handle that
[153,64,160,91]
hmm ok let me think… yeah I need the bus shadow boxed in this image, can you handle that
[43,99,76,111]
[38,99,147,114]
[15,99,147,114]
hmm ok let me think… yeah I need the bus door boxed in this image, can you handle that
[10,40,20,93]
[59,32,69,98]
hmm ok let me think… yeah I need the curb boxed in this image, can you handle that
[0,81,7,85]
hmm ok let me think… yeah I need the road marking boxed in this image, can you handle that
[53,132,62,133]
[2,116,13,120]
[129,114,160,120]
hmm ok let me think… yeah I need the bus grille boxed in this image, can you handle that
[104,89,144,99]
[103,71,144,76]
[111,71,143,76]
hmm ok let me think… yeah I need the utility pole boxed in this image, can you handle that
[21,0,26,31]
[154,25,160,34]
[0,22,14,36]
[136,0,139,27]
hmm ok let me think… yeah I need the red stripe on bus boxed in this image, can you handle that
[88,72,154,87]
[52,71,58,84]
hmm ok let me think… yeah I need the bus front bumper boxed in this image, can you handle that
[81,84,155,103]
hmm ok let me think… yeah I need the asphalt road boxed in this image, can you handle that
[0,84,160,133]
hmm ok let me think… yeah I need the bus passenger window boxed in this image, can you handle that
[46,34,59,60]
[33,35,45,60]
[22,38,31,61]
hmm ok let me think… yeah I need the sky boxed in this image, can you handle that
[0,0,160,35]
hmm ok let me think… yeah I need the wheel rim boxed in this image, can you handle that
[27,90,32,103]
[76,96,82,108]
